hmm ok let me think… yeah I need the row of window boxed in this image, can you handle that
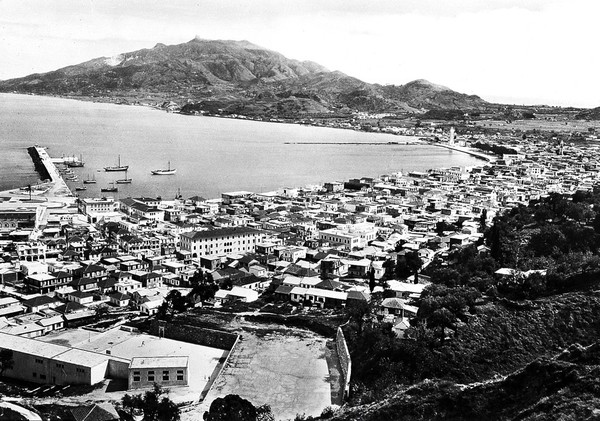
[132,369,184,382]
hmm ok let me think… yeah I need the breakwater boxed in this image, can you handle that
[26,146,51,182]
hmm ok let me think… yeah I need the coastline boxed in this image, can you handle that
[0,94,490,198]
[426,142,495,162]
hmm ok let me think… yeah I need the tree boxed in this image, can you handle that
[427,308,455,343]
[159,290,188,319]
[121,383,180,421]
[368,267,376,292]
[204,394,260,421]
[0,349,14,376]
[480,208,488,231]
[405,251,423,284]
[189,270,219,304]
[382,258,396,280]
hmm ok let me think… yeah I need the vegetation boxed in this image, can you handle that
[343,189,600,406]
[203,394,274,421]
[120,384,179,421]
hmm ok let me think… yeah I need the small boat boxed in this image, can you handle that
[116,169,132,184]
[75,185,87,191]
[100,182,118,192]
[83,174,97,184]
[104,155,128,172]
[151,161,177,175]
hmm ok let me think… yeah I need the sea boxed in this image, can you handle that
[0,93,482,199]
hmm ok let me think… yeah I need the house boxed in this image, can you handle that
[68,291,94,306]
[108,292,130,308]
[380,298,418,318]
[347,259,371,278]
[214,286,259,304]
[22,296,62,313]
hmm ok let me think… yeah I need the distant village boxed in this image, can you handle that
[0,126,598,417]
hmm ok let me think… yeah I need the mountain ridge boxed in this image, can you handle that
[0,37,488,115]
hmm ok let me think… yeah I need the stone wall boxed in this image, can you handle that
[336,327,352,399]
[149,320,238,350]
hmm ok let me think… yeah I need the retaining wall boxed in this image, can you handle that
[149,319,238,350]
[336,327,352,399]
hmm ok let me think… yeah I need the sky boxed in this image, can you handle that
[0,0,598,108]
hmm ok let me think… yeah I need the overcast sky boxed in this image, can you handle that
[0,0,597,107]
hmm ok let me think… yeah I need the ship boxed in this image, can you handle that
[116,169,132,184]
[75,185,87,191]
[100,182,118,192]
[67,154,85,167]
[151,161,177,175]
[83,174,97,184]
[104,155,128,172]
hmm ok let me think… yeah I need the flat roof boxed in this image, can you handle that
[130,356,189,369]
[53,348,123,368]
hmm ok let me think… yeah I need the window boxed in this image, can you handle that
[177,369,184,381]
[56,363,64,369]
[35,358,43,364]
[40,374,46,380]
[32,372,37,378]
[148,370,155,382]
[76,368,85,374]
[162,370,169,381]
[133,370,141,382]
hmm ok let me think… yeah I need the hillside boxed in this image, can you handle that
[576,106,600,120]
[0,37,488,115]
[330,341,600,421]
[329,291,600,421]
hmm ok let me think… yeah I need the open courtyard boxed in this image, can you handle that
[193,330,333,421]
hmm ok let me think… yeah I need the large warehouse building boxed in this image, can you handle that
[0,331,130,386]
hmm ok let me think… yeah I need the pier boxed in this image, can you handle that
[32,146,73,197]
[430,142,496,162]
[0,146,74,202]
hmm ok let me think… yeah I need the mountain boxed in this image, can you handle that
[0,38,488,115]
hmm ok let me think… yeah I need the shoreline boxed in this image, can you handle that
[0,93,495,200]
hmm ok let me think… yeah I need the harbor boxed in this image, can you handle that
[0,146,74,204]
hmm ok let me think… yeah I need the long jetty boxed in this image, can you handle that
[29,146,73,197]
[431,142,496,162]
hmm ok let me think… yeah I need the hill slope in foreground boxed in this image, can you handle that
[0,37,487,114]
[332,291,600,421]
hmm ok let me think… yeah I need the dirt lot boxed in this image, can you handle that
[180,314,341,421]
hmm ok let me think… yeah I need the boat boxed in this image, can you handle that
[100,182,118,193]
[66,175,78,181]
[104,155,128,172]
[116,169,132,184]
[67,154,85,167]
[83,174,97,184]
[151,161,177,175]
[75,185,87,191]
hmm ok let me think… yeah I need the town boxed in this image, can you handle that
[0,126,598,420]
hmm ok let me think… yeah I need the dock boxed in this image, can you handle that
[0,146,74,202]
[33,146,73,197]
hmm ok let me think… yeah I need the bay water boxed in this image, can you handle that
[0,94,481,199]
